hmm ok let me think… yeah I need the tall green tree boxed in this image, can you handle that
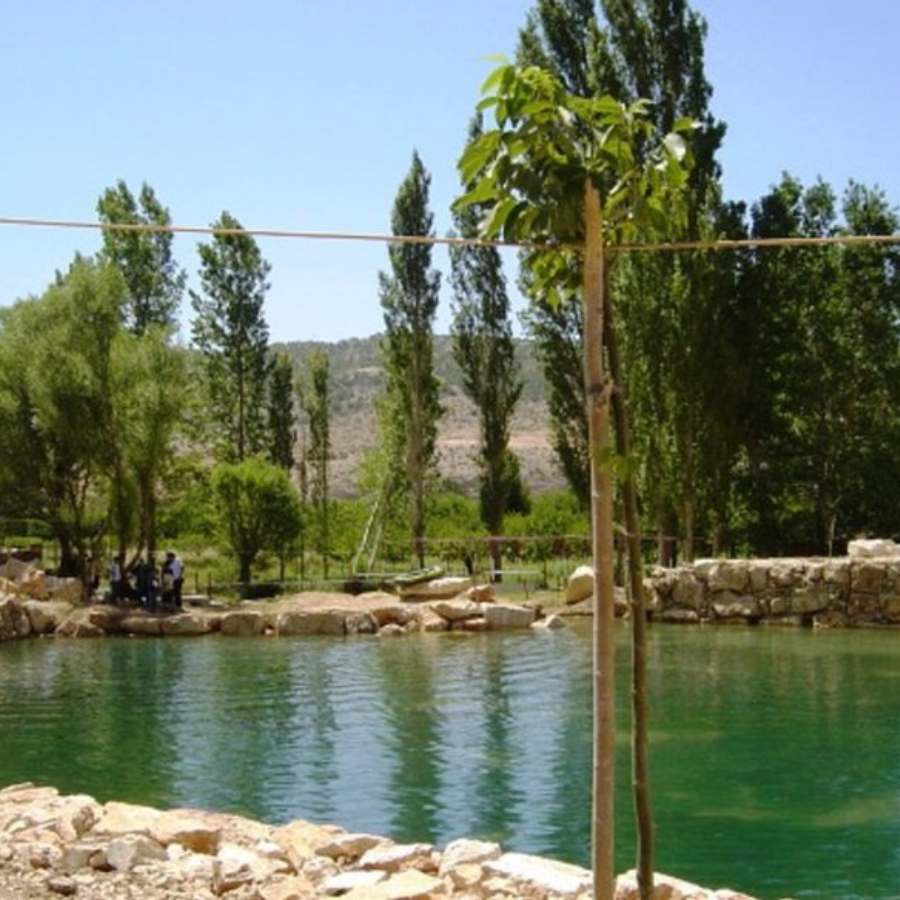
[211,456,302,584]
[0,257,127,573]
[451,116,526,576]
[109,328,187,558]
[379,152,443,567]
[97,180,186,334]
[267,351,297,471]
[298,350,331,576]
[191,212,272,463]
[737,175,900,555]
[517,0,728,561]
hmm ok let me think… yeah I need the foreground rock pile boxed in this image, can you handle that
[0,784,760,900]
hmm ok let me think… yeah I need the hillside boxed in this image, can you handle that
[272,335,566,498]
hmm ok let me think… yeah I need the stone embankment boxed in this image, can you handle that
[0,783,764,900]
[647,538,900,627]
[0,558,572,644]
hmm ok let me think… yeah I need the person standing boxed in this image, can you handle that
[168,551,185,609]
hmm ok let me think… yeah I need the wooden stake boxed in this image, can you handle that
[583,178,616,900]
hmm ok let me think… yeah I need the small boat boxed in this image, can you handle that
[392,566,445,589]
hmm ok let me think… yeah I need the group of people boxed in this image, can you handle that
[106,551,185,612]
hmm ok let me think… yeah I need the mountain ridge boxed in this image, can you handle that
[272,334,565,498]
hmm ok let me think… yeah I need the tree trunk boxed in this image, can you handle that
[582,180,616,900]
[603,280,654,900]
[239,553,252,585]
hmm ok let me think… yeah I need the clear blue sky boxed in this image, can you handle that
[3,1,899,342]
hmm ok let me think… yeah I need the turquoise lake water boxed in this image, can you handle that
[1,621,899,899]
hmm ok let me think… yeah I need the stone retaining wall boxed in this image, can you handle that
[648,553,900,627]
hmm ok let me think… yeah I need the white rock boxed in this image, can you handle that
[485,851,592,897]
[105,834,167,871]
[483,603,536,629]
[322,869,387,894]
[849,538,900,558]
[429,599,482,622]
[566,565,594,603]
[438,838,501,875]
[358,842,437,873]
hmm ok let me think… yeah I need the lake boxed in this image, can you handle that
[1,620,899,899]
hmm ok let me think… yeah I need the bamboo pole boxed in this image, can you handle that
[583,179,616,900]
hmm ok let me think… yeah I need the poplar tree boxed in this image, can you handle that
[379,152,443,567]
[299,350,331,576]
[97,180,186,334]
[191,212,272,463]
[267,351,297,471]
[450,118,525,575]
[517,0,727,561]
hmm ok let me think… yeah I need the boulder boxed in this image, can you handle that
[484,851,592,897]
[438,838,501,875]
[466,583,495,602]
[565,565,594,603]
[483,603,537,629]
[398,576,471,601]
[358,842,438,874]
[275,609,346,636]
[429,599,482,622]
[220,610,267,636]
[160,613,213,636]
[849,538,900,558]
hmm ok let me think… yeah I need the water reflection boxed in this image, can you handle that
[4,624,900,898]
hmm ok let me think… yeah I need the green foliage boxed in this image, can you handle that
[378,152,443,562]
[191,211,273,463]
[97,180,186,334]
[298,349,331,571]
[210,456,302,583]
[451,115,525,548]
[267,351,296,471]
[0,257,129,572]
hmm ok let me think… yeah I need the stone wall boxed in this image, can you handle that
[648,541,900,627]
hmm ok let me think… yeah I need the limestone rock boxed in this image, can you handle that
[466,583,494,602]
[707,560,749,593]
[484,851,593,897]
[358,842,438,874]
[314,831,385,861]
[398,576,471,601]
[160,613,213,636]
[437,838,501,875]
[849,538,900,558]
[105,834,167,871]
[483,603,536,629]
[220,610,267,636]
[275,609,346,636]
[342,868,447,899]
[429,599,482,622]
[566,565,594,603]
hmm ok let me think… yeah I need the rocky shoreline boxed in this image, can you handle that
[0,783,766,899]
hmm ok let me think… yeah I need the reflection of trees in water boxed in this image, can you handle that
[470,637,522,846]
[0,640,184,808]
[164,639,304,820]
[544,634,592,867]
[374,638,443,844]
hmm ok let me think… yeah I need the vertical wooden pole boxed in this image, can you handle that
[583,178,616,900]
[604,281,655,899]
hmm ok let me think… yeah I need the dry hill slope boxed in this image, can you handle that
[274,335,566,498]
